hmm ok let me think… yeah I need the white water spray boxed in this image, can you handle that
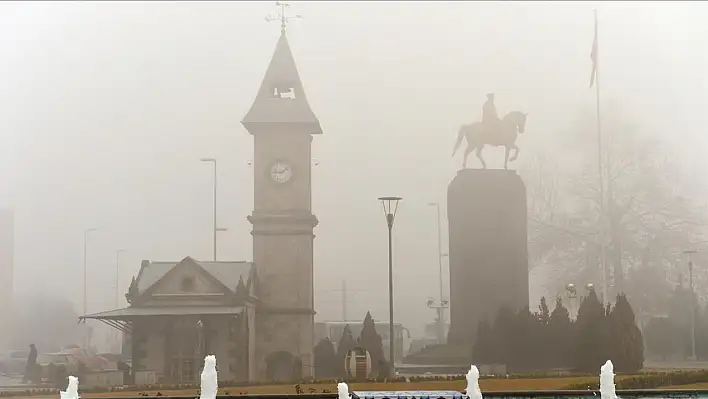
[60,376,79,399]
[465,365,483,399]
[600,360,618,399]
[199,355,218,399]
[337,382,350,399]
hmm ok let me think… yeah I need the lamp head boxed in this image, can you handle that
[378,196,402,228]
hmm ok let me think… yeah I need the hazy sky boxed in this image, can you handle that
[1,1,707,339]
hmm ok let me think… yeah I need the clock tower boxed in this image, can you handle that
[242,29,321,381]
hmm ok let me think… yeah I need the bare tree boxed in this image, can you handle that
[523,107,707,317]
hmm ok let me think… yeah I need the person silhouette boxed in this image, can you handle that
[482,93,500,136]
[22,344,37,383]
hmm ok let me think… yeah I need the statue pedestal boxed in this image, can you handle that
[446,168,529,347]
[403,169,529,367]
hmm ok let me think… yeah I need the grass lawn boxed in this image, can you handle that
[75,376,607,397]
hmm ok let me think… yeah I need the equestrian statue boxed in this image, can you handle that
[452,93,528,170]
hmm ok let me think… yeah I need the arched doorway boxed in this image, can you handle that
[265,351,298,382]
[165,318,204,382]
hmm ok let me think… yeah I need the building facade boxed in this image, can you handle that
[82,29,320,383]
[0,210,14,351]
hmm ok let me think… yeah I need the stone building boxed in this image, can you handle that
[82,27,321,383]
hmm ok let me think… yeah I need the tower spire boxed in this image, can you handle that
[243,2,320,135]
[265,1,302,35]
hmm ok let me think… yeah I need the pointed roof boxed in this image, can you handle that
[241,32,322,135]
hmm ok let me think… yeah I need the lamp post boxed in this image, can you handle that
[200,158,227,261]
[115,249,125,309]
[114,249,126,353]
[427,202,448,344]
[378,196,402,377]
[684,249,698,360]
[83,228,97,349]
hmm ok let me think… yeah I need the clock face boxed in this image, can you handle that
[270,162,293,184]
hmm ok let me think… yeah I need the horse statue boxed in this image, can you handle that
[451,110,528,170]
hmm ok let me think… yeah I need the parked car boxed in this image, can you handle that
[37,353,79,385]
[59,348,109,370]
[0,350,29,376]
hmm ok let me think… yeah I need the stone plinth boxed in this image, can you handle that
[446,169,529,347]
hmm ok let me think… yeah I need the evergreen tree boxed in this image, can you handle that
[575,289,608,372]
[609,294,644,372]
[535,297,552,370]
[359,312,385,377]
[644,316,677,360]
[513,307,540,372]
[335,325,356,377]
[668,283,699,359]
[537,297,551,325]
[313,338,337,378]
[471,319,495,365]
[491,306,516,368]
[549,297,574,368]
[697,306,708,360]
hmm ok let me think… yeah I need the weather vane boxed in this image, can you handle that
[265,1,302,34]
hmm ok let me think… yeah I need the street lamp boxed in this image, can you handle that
[115,249,126,310]
[427,202,447,344]
[684,249,698,360]
[114,249,126,353]
[83,228,97,349]
[378,196,402,377]
[200,158,228,261]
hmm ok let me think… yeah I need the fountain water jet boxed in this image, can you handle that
[338,382,350,399]
[60,376,79,399]
[200,355,218,399]
[465,365,482,399]
[600,360,618,399]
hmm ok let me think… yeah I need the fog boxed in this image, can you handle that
[1,1,707,345]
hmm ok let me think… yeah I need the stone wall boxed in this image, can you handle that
[254,310,314,381]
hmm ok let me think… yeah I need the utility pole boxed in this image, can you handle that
[200,158,227,261]
[428,202,448,344]
[342,279,347,321]
[83,228,97,349]
[115,249,125,353]
[590,9,608,303]
[684,249,698,360]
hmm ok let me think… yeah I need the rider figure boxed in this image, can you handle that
[482,93,500,135]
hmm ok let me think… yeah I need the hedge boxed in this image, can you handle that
[563,370,708,390]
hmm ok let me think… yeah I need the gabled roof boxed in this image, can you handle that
[134,257,255,294]
[241,32,322,134]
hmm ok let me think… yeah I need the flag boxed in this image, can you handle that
[589,10,598,88]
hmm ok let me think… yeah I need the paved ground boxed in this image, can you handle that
[0,374,32,391]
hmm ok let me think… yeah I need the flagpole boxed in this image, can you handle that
[593,9,608,303]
